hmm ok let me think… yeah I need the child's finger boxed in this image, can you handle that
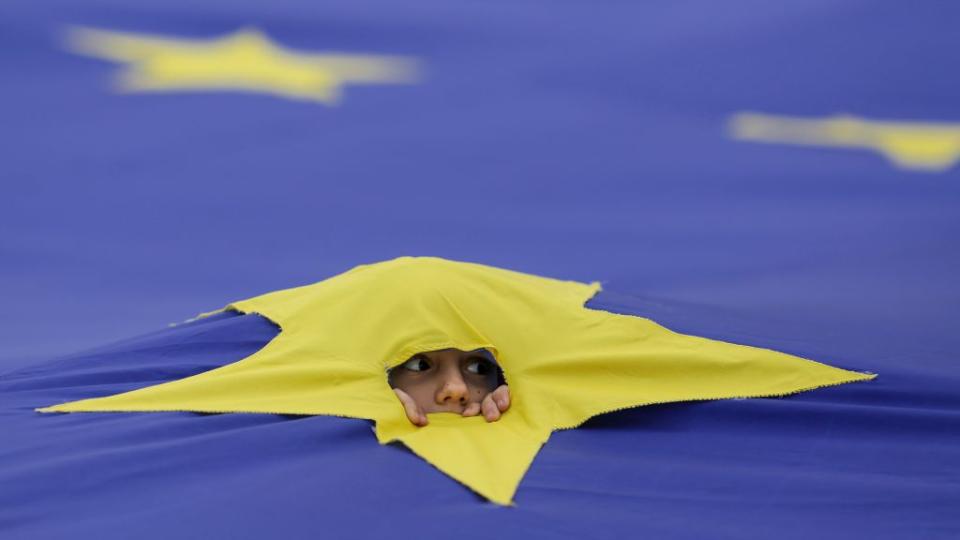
[462,402,481,417]
[481,394,501,422]
[393,388,428,426]
[492,385,510,412]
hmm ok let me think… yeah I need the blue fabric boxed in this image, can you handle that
[1,0,959,538]
[3,299,959,538]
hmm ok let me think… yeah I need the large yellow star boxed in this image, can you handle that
[729,112,960,172]
[39,257,873,505]
[65,26,418,104]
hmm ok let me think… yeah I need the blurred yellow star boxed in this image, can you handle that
[65,26,419,104]
[729,112,960,172]
[40,257,873,505]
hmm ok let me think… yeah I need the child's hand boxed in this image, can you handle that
[393,388,428,427]
[462,385,511,422]
[393,385,511,426]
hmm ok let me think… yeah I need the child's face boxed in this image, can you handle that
[388,349,499,415]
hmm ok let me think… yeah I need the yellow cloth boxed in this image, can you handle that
[40,257,874,504]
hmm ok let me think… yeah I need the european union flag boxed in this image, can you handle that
[1,1,958,538]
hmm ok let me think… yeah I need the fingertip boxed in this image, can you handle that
[482,401,501,422]
[494,387,510,408]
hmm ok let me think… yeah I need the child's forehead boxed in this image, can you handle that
[420,348,496,360]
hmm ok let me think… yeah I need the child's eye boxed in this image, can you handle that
[465,358,492,375]
[401,355,431,372]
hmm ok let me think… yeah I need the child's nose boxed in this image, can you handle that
[436,373,468,405]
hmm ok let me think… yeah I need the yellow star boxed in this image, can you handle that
[729,112,960,172]
[65,26,419,104]
[39,257,873,505]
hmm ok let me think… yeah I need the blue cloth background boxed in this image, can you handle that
[1,1,958,538]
